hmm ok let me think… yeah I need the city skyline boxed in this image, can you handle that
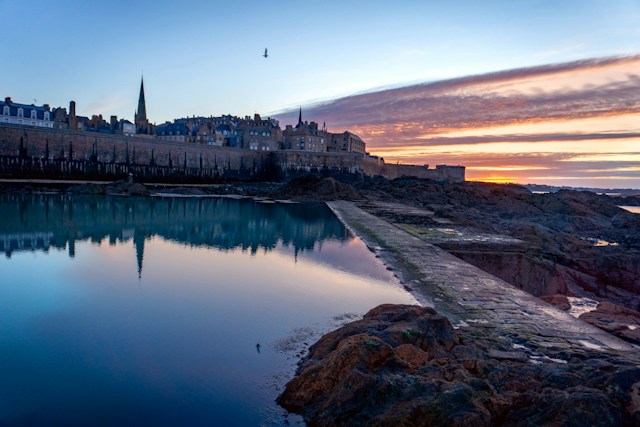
[3,0,639,187]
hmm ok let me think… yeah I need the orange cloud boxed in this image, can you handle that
[274,55,640,188]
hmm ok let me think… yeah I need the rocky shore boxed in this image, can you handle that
[278,304,640,426]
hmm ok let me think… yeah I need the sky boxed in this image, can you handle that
[2,0,640,188]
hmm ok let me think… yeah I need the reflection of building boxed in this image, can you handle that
[0,194,350,278]
[0,232,55,256]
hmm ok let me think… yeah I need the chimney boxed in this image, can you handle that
[4,97,12,104]
[43,104,50,110]
[69,101,77,130]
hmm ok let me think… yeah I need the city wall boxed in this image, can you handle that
[0,124,267,182]
[362,156,465,183]
[0,124,465,183]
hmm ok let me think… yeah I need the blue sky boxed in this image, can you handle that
[2,0,639,123]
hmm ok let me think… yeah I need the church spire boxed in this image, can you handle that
[136,77,147,123]
[297,106,302,127]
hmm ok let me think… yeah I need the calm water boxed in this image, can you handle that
[0,194,416,426]
[620,205,640,214]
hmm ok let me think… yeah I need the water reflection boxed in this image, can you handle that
[0,194,416,426]
[0,194,350,277]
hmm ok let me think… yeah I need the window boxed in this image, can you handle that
[44,112,50,121]
[2,106,8,115]
[17,108,23,117]
[31,110,37,119]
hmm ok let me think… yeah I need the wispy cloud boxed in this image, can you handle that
[274,55,640,188]
[85,92,129,118]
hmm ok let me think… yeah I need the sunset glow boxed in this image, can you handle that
[276,56,640,188]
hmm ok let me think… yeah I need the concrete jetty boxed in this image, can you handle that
[328,201,636,354]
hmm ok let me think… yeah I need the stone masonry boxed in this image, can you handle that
[0,123,466,183]
[327,201,636,356]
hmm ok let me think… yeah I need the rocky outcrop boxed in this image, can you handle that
[355,179,640,315]
[68,180,150,196]
[279,304,640,426]
[580,302,640,344]
[271,175,361,201]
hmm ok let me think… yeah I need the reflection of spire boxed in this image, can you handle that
[134,232,145,279]
[68,239,76,258]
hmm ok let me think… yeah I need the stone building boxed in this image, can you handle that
[283,108,330,152]
[328,131,366,154]
[239,114,281,151]
[119,120,136,137]
[213,123,238,147]
[1,97,54,128]
[50,100,90,131]
[156,121,190,142]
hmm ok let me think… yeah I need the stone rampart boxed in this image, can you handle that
[271,150,364,181]
[0,124,465,183]
[363,155,465,183]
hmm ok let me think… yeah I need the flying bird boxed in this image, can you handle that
[263,48,268,58]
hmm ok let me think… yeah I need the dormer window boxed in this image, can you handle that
[31,110,37,119]
[17,108,24,117]
[2,106,8,115]
[44,112,50,121]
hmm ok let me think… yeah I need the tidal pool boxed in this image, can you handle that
[0,194,416,426]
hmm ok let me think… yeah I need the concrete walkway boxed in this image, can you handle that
[328,201,636,354]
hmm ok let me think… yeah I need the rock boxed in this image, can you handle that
[68,183,107,194]
[162,186,206,196]
[270,174,361,201]
[127,183,149,196]
[394,344,430,367]
[540,294,571,310]
[580,302,640,344]
[278,304,640,426]
[487,349,528,362]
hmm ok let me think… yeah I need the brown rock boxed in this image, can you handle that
[487,349,528,362]
[394,344,429,367]
[278,304,640,426]
[580,301,640,344]
[127,183,149,196]
[540,294,571,310]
